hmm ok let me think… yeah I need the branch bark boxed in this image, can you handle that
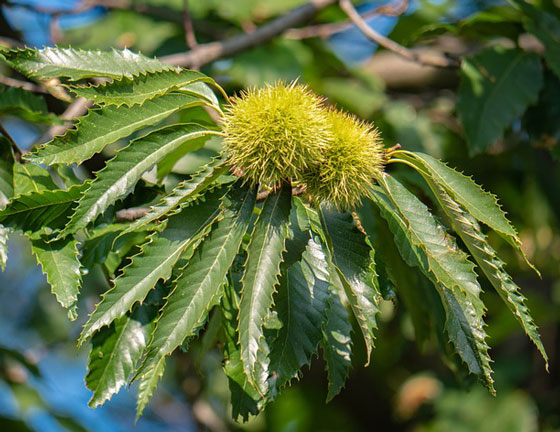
[339,0,459,69]
[286,0,408,39]
[161,0,337,67]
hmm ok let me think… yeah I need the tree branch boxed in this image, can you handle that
[183,0,198,50]
[0,74,48,94]
[339,0,459,69]
[286,0,408,39]
[161,0,337,67]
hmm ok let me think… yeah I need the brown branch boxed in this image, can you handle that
[116,207,149,222]
[161,0,337,68]
[183,0,198,50]
[0,74,48,94]
[40,97,92,143]
[339,0,459,69]
[286,0,408,39]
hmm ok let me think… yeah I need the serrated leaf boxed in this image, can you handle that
[360,199,432,346]
[135,353,165,420]
[118,157,228,238]
[221,281,262,422]
[457,46,543,155]
[134,186,257,416]
[0,182,88,235]
[239,185,292,395]
[86,303,157,408]
[321,283,352,402]
[0,47,178,81]
[395,151,537,273]
[269,235,330,388]
[63,124,219,235]
[373,176,495,392]
[430,183,548,368]
[78,188,225,345]
[31,236,81,320]
[25,93,207,166]
[13,163,57,197]
[319,208,381,364]
[0,86,58,124]
[69,69,215,107]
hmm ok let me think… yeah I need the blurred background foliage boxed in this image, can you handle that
[0,0,559,431]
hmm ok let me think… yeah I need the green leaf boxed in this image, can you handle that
[512,0,560,80]
[86,303,157,408]
[269,235,330,388]
[68,69,215,107]
[0,86,58,124]
[13,163,57,197]
[134,185,256,417]
[395,151,536,272]
[178,81,220,107]
[360,199,432,346]
[31,236,81,320]
[78,188,225,345]
[0,138,14,205]
[321,283,352,402]
[221,280,262,422]
[0,183,88,235]
[374,176,494,392]
[0,47,178,81]
[63,124,220,235]
[239,185,291,395]
[457,46,543,155]
[117,157,228,238]
[319,208,381,364]
[25,93,207,166]
[135,353,165,420]
[429,183,548,368]
[0,226,9,271]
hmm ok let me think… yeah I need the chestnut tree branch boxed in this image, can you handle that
[286,0,408,39]
[339,0,459,68]
[161,0,337,67]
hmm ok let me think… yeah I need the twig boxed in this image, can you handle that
[116,207,149,222]
[0,122,23,161]
[40,98,92,143]
[183,0,198,50]
[286,0,408,39]
[161,0,337,67]
[0,74,48,94]
[339,0,459,69]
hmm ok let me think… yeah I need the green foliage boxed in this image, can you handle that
[31,237,81,320]
[27,93,208,166]
[0,46,178,80]
[62,123,220,235]
[239,185,292,395]
[512,0,560,80]
[86,303,157,407]
[0,45,548,424]
[457,47,543,155]
[0,86,58,124]
[69,69,216,108]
